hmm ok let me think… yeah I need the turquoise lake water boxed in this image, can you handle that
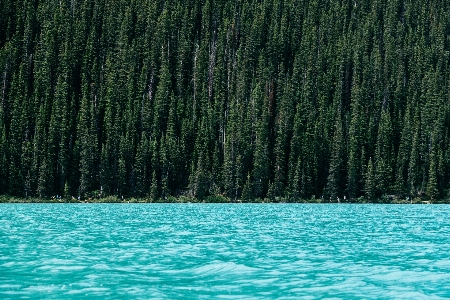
[0,204,449,299]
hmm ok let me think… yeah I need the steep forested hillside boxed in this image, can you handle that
[1,0,450,201]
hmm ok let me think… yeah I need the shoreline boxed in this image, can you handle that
[1,195,449,204]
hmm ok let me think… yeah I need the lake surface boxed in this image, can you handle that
[0,204,449,299]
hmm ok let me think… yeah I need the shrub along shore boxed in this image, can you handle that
[1,195,448,204]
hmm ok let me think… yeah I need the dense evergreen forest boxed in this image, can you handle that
[1,0,450,202]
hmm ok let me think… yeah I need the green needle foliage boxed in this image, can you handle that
[1,0,450,202]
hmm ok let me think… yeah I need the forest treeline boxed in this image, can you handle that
[1,0,450,201]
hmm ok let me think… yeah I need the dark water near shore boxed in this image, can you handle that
[1,204,449,299]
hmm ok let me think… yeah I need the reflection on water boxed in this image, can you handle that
[1,204,449,299]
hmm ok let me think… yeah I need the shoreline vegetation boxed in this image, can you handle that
[1,195,448,204]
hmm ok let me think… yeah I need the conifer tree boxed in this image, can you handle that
[252,82,270,199]
[365,158,376,201]
[374,108,394,198]
[326,107,345,200]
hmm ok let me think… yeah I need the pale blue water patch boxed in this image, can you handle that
[0,204,449,299]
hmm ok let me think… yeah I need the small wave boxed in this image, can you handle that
[191,261,258,277]
[91,263,111,270]
[66,287,111,295]
[37,265,87,272]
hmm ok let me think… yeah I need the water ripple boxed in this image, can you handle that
[0,204,449,299]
